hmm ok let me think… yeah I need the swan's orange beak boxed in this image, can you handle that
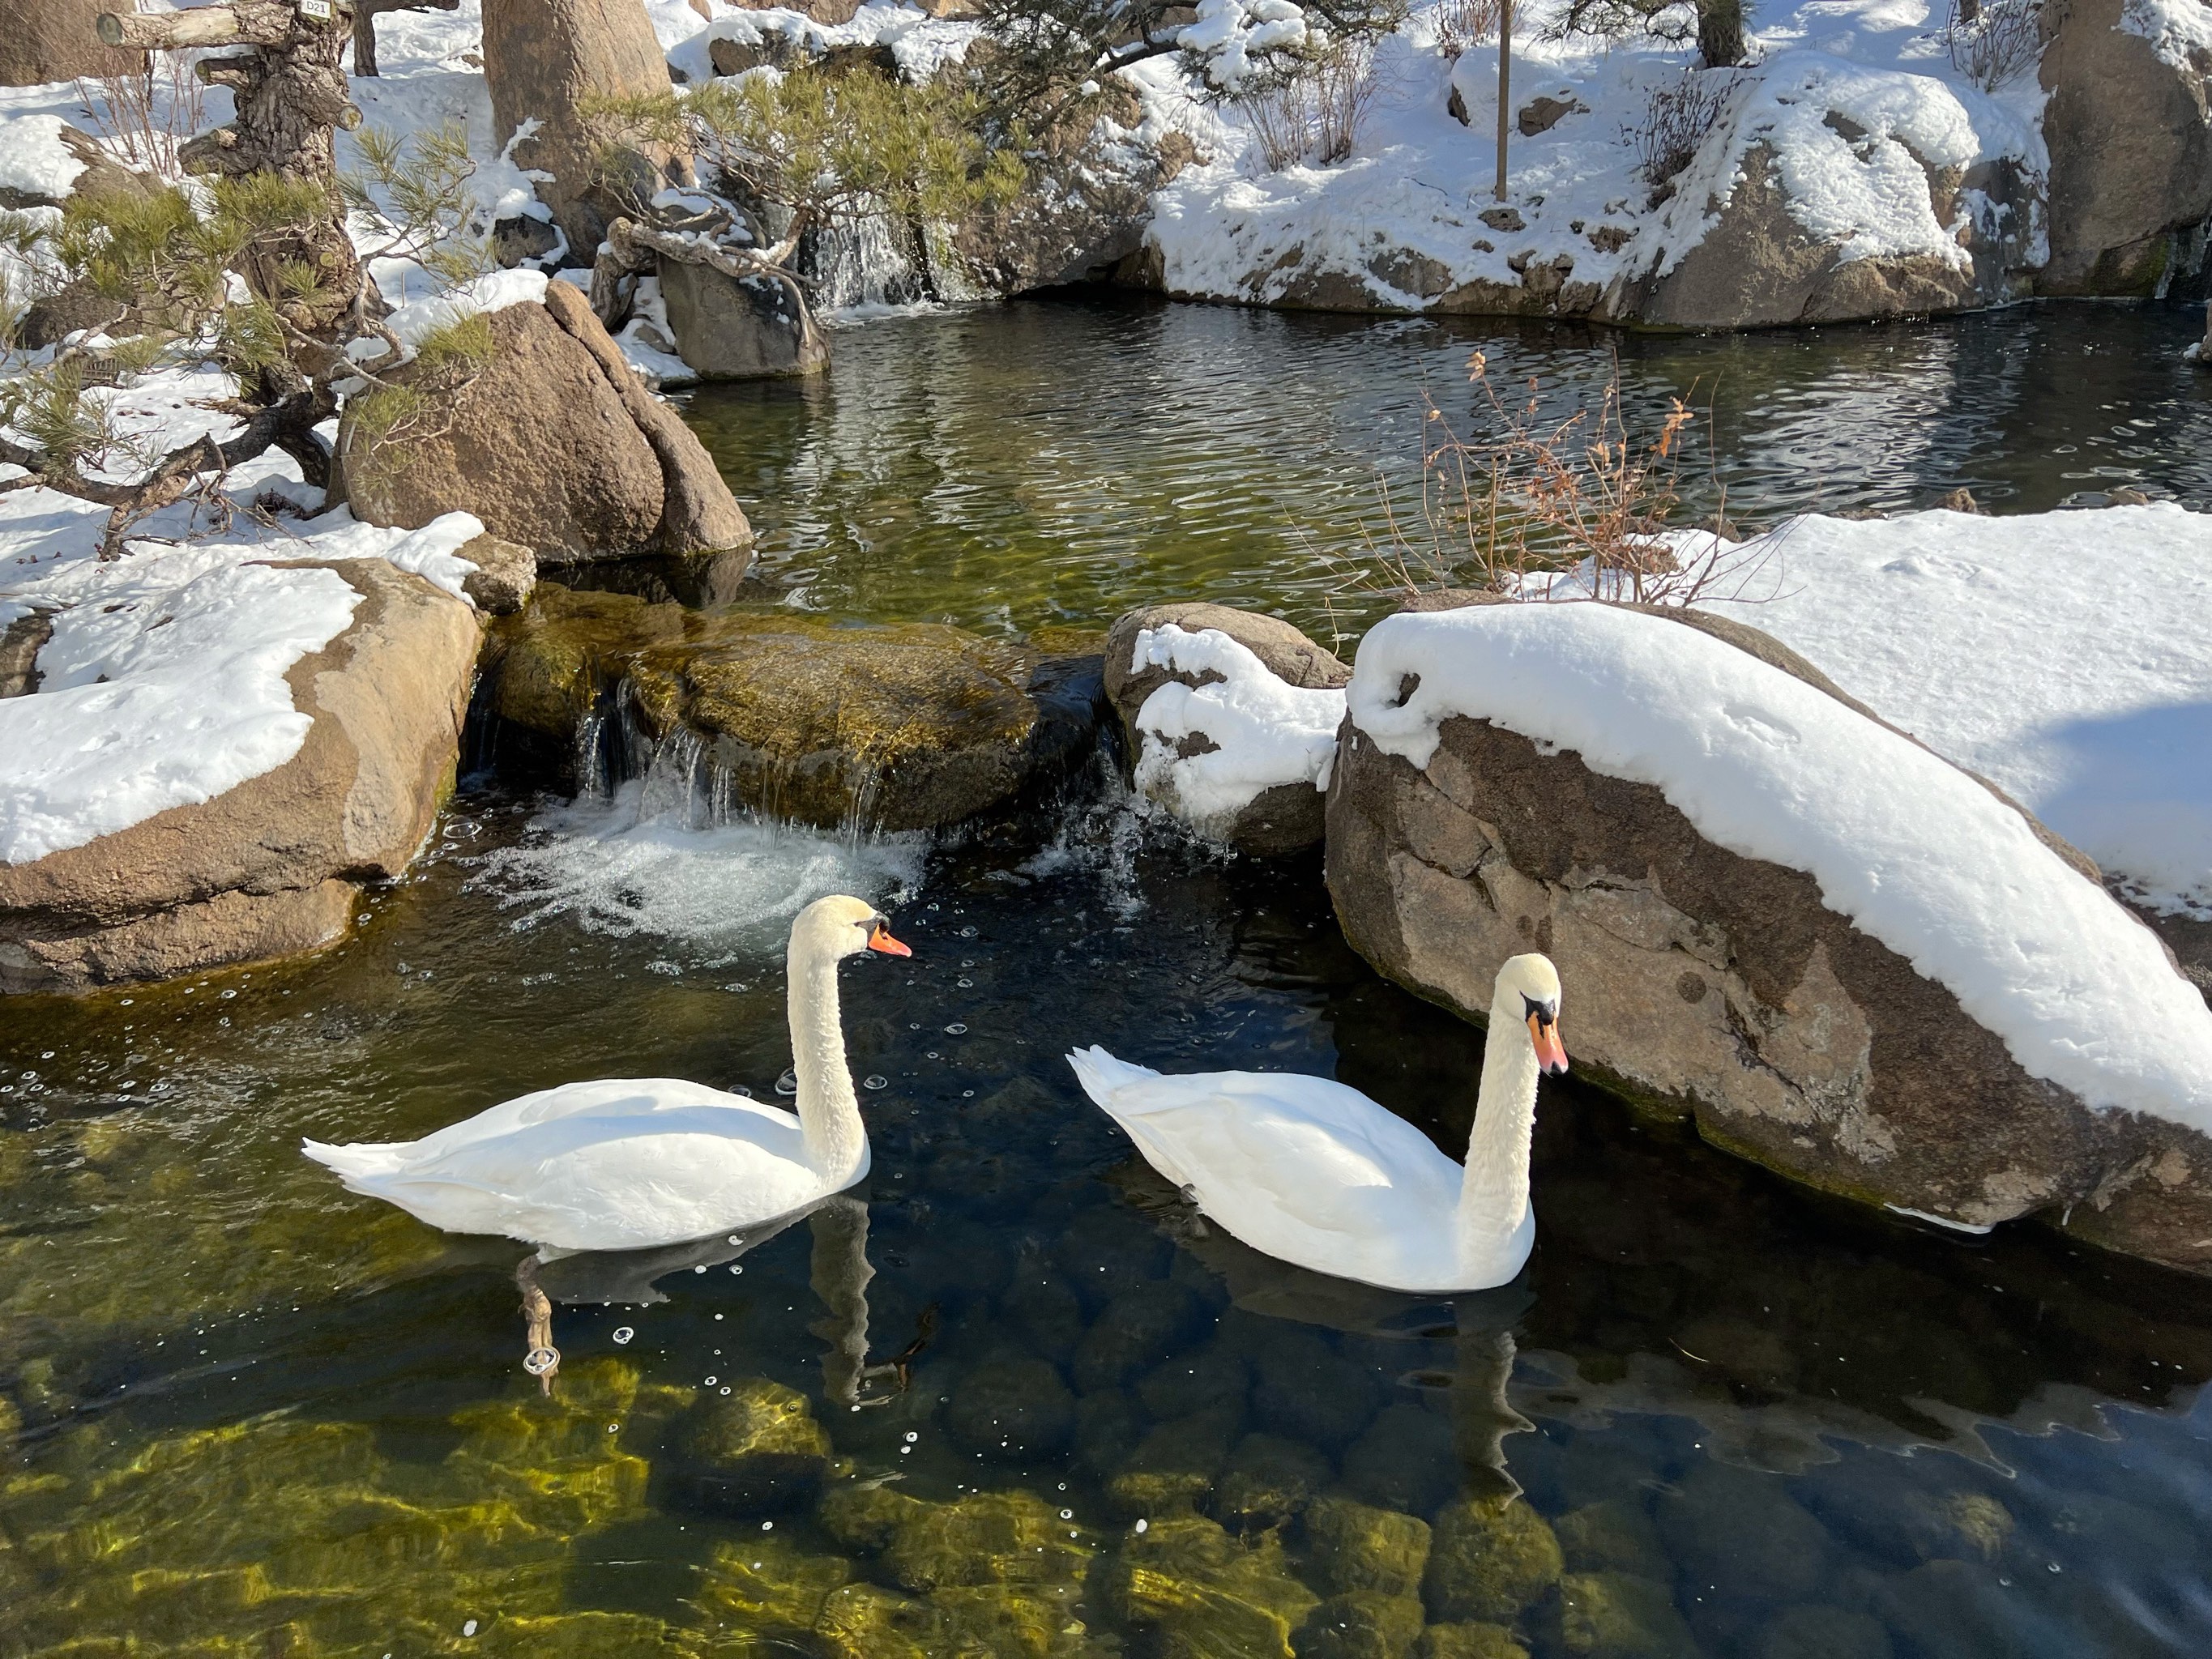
[1528,1013,1569,1077]
[867,920,911,957]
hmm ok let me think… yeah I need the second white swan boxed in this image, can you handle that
[302,894,907,1253]
[1069,953,1567,1293]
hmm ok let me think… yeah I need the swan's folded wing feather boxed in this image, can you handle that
[387,1079,784,1165]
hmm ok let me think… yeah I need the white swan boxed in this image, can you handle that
[302,894,908,1253]
[1069,953,1567,1294]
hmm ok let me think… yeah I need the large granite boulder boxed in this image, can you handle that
[2039,0,2212,293]
[338,280,753,567]
[491,586,1103,830]
[0,561,478,992]
[1104,602,1350,855]
[657,258,828,380]
[1324,595,2212,1275]
[0,0,140,86]
[480,0,688,262]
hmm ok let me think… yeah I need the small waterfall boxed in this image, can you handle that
[804,211,934,313]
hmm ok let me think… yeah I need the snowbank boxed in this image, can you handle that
[1129,623,1345,826]
[380,268,549,353]
[1705,505,2212,919]
[0,113,83,203]
[1132,0,2048,315]
[1346,601,2212,1131]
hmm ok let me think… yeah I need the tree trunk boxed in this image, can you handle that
[105,2,368,340]
[1697,0,1749,68]
[350,0,461,79]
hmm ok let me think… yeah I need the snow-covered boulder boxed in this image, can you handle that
[337,276,753,565]
[1325,595,2212,1274]
[1104,603,1349,854]
[0,557,480,993]
[2039,0,2212,293]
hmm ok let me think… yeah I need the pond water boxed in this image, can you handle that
[6,298,2212,1658]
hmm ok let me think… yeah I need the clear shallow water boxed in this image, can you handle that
[683,295,2212,645]
[6,301,2212,1657]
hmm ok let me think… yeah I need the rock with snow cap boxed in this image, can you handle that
[1104,602,1350,855]
[1324,593,2212,1276]
[0,560,480,993]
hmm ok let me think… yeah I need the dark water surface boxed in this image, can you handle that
[6,299,2212,1657]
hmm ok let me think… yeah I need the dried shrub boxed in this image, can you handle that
[1437,0,1504,58]
[1236,39,1382,171]
[75,53,205,181]
[1624,68,1740,187]
[1351,350,1783,608]
[1946,0,2043,91]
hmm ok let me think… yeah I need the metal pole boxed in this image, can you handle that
[1494,0,1513,203]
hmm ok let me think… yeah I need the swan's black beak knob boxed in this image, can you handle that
[867,919,912,957]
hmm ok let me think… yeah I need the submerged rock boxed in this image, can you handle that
[671,1375,831,1512]
[1654,1463,1833,1602]
[1553,1499,1669,1581]
[1305,1495,1433,1599]
[878,1487,1095,1592]
[819,1480,929,1554]
[1558,1572,1699,1659]
[1105,1511,1322,1659]
[1423,1495,1563,1625]
[1293,1588,1428,1659]
[1108,1401,1244,1516]
[1074,1280,1210,1392]
[1417,1623,1531,1659]
[942,1353,1079,1462]
[1340,1405,1459,1519]
[0,560,478,994]
[1214,1432,1334,1529]
[1754,1603,1896,1659]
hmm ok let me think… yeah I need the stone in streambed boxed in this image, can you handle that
[1341,1404,1459,1518]
[878,1488,1095,1592]
[1423,1495,1562,1625]
[1754,1604,1896,1659]
[1104,1511,1321,1659]
[1249,1325,1384,1453]
[1214,1432,1334,1529]
[1108,1401,1243,1516]
[1654,1462,1833,1602]
[1553,1499,1669,1580]
[818,1480,928,1553]
[1418,1623,1530,1659]
[1305,1495,1432,1599]
[1558,1572,1699,1659]
[942,1353,1078,1463]
[1293,1589,1427,1659]
[1074,1280,1209,1392]
[671,1375,831,1512]
[1138,1336,1253,1422]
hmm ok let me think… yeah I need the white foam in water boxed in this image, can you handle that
[470,783,927,963]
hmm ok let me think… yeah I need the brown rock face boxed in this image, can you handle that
[1323,599,2212,1276]
[481,0,688,260]
[1104,602,1348,855]
[337,286,752,566]
[1637,145,1983,327]
[0,0,142,87]
[2039,0,2212,292]
[0,561,480,993]
[656,259,828,379]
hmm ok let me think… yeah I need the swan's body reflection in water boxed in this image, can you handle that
[1122,1162,1535,1502]
[517,1192,926,1407]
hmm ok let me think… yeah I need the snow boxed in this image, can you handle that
[1128,623,1345,832]
[2121,0,2212,72]
[0,113,84,204]
[679,3,980,85]
[1702,505,2212,919]
[1346,600,2212,1131]
[1133,0,2050,311]
[381,268,549,352]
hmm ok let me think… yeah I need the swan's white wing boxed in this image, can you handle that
[1070,1050,1466,1289]
[304,1081,852,1252]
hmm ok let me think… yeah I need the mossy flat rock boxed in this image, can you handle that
[1107,1512,1322,1659]
[1293,1589,1427,1659]
[630,616,1040,832]
[881,1487,1095,1592]
[673,1375,831,1512]
[493,587,1078,830]
[1557,1572,1698,1659]
[1424,1496,1563,1625]
[813,1580,940,1658]
[819,1480,930,1553]
[1306,1495,1433,1599]
[690,1534,852,1636]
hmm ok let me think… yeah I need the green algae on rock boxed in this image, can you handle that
[1215,1431,1334,1529]
[1106,1511,1322,1659]
[1305,1495,1433,1600]
[879,1487,1097,1592]
[1423,1496,1564,1625]
[1417,1620,1532,1659]
[819,1479,931,1554]
[672,1374,832,1513]
[1108,1401,1244,1516]
[1557,1572,1700,1659]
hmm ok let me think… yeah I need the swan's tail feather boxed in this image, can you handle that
[1065,1045,1162,1107]
[301,1137,412,1185]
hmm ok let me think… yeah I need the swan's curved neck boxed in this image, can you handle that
[789,940,865,1179]
[1456,992,1539,1269]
